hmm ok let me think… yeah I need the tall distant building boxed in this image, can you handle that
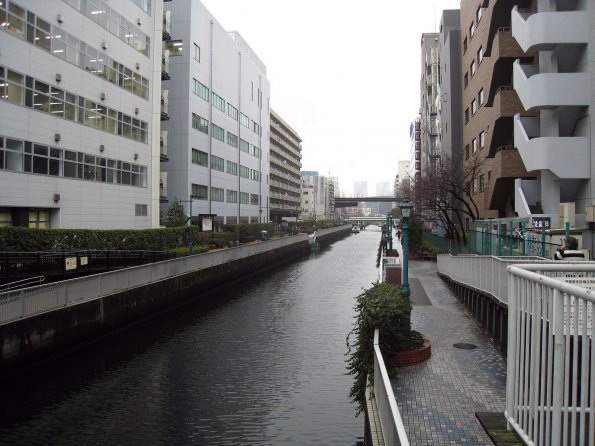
[353,181,368,197]
[300,171,334,220]
[419,32,439,175]
[0,0,164,228]
[395,160,411,195]
[162,0,270,225]
[375,181,391,196]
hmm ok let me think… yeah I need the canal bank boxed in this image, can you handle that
[0,226,351,376]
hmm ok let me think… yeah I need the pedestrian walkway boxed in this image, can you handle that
[390,237,508,445]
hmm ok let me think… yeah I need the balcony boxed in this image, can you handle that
[511,6,588,52]
[484,148,535,211]
[160,90,169,121]
[484,27,525,59]
[162,50,170,81]
[160,172,168,203]
[162,11,172,41]
[513,60,589,110]
[513,114,589,179]
[160,131,169,161]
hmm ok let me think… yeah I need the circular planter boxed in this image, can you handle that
[388,338,431,367]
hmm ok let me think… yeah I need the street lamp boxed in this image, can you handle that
[399,199,413,335]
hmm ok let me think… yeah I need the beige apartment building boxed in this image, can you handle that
[461,0,535,222]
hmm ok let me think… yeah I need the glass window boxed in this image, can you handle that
[166,40,183,56]
[470,60,476,76]
[479,131,486,148]
[211,155,224,172]
[477,46,483,65]
[240,113,249,128]
[192,113,208,133]
[194,43,200,61]
[472,138,477,154]
[211,187,224,202]
[239,139,249,153]
[227,132,238,148]
[471,99,477,115]
[212,92,225,112]
[211,123,224,141]
[192,148,208,166]
[240,192,249,204]
[226,190,237,203]
[478,88,484,106]
[251,194,259,205]
[191,183,208,200]
[226,160,238,175]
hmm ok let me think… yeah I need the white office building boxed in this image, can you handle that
[161,0,270,225]
[0,0,163,228]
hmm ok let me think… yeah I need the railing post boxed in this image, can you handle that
[551,289,564,445]
[509,221,513,255]
[541,226,546,258]
[521,222,526,256]
[497,220,502,256]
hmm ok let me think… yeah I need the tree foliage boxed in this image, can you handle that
[166,200,187,227]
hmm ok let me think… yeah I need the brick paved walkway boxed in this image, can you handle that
[391,257,507,445]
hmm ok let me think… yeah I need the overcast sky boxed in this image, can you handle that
[200,0,459,196]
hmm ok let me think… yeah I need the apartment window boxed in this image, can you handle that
[211,155,225,172]
[227,103,238,121]
[239,139,249,153]
[476,6,483,23]
[192,113,208,134]
[472,178,478,194]
[166,40,183,57]
[28,210,50,229]
[227,190,237,203]
[226,160,238,175]
[240,192,249,204]
[465,144,470,160]
[464,72,469,89]
[192,148,208,166]
[463,37,468,54]
[471,99,477,115]
[465,108,469,124]
[212,92,225,112]
[469,22,475,39]
[470,60,476,76]
[192,79,209,101]
[239,165,249,179]
[252,146,260,158]
[227,132,238,148]
[211,187,224,202]
[211,123,224,141]
[472,138,478,154]
[240,113,250,128]
[191,183,208,200]
[479,174,485,192]
[478,88,484,106]
[250,169,260,181]
[477,46,483,65]
[193,43,200,62]
[479,131,486,149]
[135,204,148,216]
[0,211,11,227]
[251,121,260,135]
[251,194,259,205]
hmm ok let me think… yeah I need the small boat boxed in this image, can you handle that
[351,226,361,234]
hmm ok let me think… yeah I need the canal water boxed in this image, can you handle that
[0,227,382,446]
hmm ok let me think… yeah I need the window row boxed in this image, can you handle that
[465,131,486,159]
[0,1,149,99]
[191,148,261,181]
[0,67,148,143]
[192,78,262,136]
[61,0,150,56]
[464,88,484,124]
[191,113,261,159]
[471,173,487,194]
[190,183,259,205]
[0,136,148,187]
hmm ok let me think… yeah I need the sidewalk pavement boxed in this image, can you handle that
[391,237,508,445]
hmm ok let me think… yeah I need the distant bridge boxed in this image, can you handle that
[334,196,402,208]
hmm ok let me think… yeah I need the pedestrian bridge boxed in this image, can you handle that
[374,252,594,446]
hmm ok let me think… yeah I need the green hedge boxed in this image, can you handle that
[222,223,274,243]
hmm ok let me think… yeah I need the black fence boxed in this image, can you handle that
[0,250,172,286]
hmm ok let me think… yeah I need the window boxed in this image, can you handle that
[193,43,200,62]
[464,72,469,89]
[465,144,470,160]
[478,88,484,106]
[227,189,237,203]
[239,139,249,153]
[463,37,468,54]
[469,22,475,39]
[0,211,11,227]
[28,210,50,229]
[240,192,249,204]
[251,194,259,205]
[192,79,209,101]
[211,187,224,202]
[211,123,224,141]
[479,174,485,191]
[227,103,238,120]
[251,121,260,135]
[250,169,259,181]
[192,148,208,167]
[465,108,469,124]
[252,146,260,158]
[471,99,477,115]
[472,138,478,154]
[477,46,483,65]
[472,178,478,194]
[470,60,476,76]
[240,113,250,128]
[191,183,208,200]
[227,132,238,148]
[239,165,249,179]
[192,113,208,134]
[226,160,238,175]
[135,204,148,216]
[166,40,183,57]
[479,131,486,149]
[211,155,224,172]
[476,6,483,23]
[212,92,225,112]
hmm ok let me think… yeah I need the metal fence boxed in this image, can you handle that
[373,329,410,446]
[506,263,594,446]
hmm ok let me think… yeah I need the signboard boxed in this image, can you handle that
[560,274,593,335]
[531,216,551,229]
[65,257,77,271]
[199,214,216,232]
[80,256,88,266]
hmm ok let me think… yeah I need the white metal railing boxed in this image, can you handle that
[506,263,594,446]
[0,235,310,326]
[373,329,410,446]
[437,254,549,304]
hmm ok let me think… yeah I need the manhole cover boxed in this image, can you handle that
[453,343,477,349]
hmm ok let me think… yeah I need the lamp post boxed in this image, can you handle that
[399,199,413,335]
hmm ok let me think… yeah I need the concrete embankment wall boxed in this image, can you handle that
[0,226,351,376]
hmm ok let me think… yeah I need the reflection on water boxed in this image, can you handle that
[0,228,382,445]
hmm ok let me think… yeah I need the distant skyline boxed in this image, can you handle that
[201,0,459,195]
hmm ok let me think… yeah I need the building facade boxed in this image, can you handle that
[161,0,270,226]
[269,109,302,222]
[0,0,163,228]
[511,0,594,242]
[419,33,440,175]
[300,171,334,221]
[461,0,535,222]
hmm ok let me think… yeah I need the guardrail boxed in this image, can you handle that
[373,329,409,446]
[506,263,594,446]
[0,235,309,327]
